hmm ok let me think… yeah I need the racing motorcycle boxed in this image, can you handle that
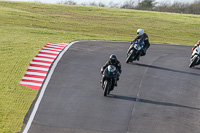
[189,45,200,68]
[126,39,145,63]
[100,65,118,96]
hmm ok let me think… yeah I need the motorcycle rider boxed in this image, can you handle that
[192,40,200,51]
[130,29,150,60]
[100,54,121,86]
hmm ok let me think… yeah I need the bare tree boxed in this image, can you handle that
[98,2,106,7]
[63,0,77,5]
[154,2,170,12]
[187,0,200,14]
[108,2,120,8]
[121,0,135,9]
[170,2,187,13]
[154,0,200,14]
[58,0,200,15]
[34,0,41,3]
[88,1,97,6]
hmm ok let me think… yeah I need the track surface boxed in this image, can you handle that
[24,41,200,133]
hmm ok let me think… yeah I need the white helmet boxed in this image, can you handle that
[137,29,144,37]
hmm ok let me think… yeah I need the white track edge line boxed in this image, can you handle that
[23,42,77,133]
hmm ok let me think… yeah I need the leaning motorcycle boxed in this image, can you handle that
[100,65,118,96]
[189,45,200,68]
[126,39,145,63]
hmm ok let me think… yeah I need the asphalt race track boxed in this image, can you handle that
[22,41,200,133]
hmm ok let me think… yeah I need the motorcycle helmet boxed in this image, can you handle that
[110,54,117,64]
[197,40,200,45]
[137,29,144,37]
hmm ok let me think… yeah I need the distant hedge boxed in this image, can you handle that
[60,0,200,15]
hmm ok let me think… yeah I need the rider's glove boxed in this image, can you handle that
[100,68,103,74]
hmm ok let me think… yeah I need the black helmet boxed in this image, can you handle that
[110,54,117,63]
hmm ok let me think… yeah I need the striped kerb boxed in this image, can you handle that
[20,43,68,90]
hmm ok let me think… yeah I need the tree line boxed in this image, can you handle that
[58,0,200,15]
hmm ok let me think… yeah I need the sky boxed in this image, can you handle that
[6,0,197,5]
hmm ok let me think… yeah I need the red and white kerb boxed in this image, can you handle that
[20,43,68,90]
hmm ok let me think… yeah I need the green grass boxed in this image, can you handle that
[0,1,200,132]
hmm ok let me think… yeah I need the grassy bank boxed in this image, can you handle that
[0,1,200,132]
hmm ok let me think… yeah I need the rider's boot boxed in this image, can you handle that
[114,79,118,87]
[137,56,140,61]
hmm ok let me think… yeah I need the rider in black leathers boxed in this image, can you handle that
[100,54,121,86]
[130,29,150,60]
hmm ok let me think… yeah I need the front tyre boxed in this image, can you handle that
[126,50,133,63]
[103,80,109,96]
[189,55,198,68]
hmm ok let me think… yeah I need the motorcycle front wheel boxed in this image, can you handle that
[126,50,134,63]
[189,55,198,68]
[103,80,109,96]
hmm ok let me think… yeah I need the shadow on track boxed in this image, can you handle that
[130,63,200,77]
[193,67,200,70]
[108,94,200,111]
